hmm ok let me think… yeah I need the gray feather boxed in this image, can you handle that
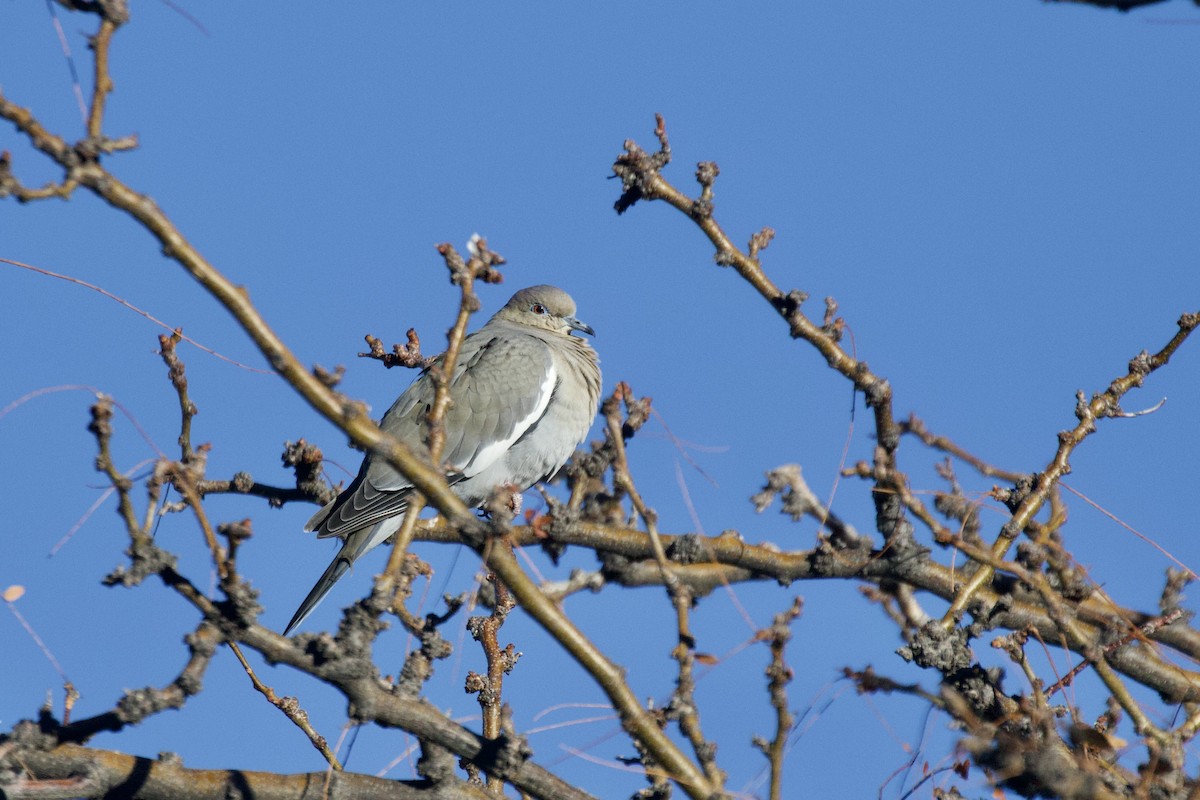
[285,285,601,633]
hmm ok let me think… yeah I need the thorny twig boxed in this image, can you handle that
[465,571,521,793]
[380,240,504,581]
[360,329,436,370]
[602,382,725,791]
[751,597,803,800]
[227,641,342,769]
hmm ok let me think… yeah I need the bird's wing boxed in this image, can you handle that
[438,330,558,480]
[312,328,556,538]
[370,329,559,488]
[306,456,413,539]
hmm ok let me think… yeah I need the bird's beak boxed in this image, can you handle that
[566,316,595,337]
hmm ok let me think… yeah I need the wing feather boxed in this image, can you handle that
[311,326,556,539]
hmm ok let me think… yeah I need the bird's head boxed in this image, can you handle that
[495,285,594,337]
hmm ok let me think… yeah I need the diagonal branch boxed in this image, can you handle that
[2,47,712,798]
[941,313,1199,625]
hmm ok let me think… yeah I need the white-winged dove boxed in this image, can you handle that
[285,285,601,634]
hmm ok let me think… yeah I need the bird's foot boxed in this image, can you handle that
[482,483,522,523]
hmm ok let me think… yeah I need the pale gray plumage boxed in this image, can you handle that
[285,285,601,634]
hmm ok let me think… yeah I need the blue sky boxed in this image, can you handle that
[3,2,1199,797]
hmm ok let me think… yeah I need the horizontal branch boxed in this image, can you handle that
[406,519,1200,703]
[7,743,494,800]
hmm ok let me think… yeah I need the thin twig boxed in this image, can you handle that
[227,641,342,770]
[942,315,1199,626]
[751,597,802,800]
[0,256,268,372]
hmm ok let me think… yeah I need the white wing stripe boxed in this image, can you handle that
[461,363,557,478]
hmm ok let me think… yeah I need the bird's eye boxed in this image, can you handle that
[530,303,547,315]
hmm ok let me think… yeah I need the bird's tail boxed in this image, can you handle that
[285,516,405,635]
[284,545,352,635]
